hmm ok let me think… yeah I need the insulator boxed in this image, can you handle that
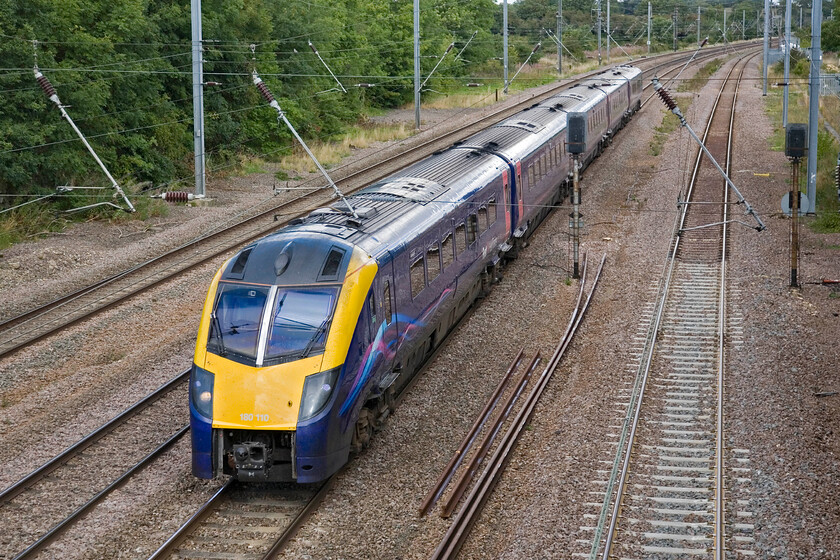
[308,41,318,54]
[35,71,58,99]
[533,42,541,53]
[700,37,708,47]
[161,191,193,202]
[255,79,275,104]
[656,85,678,111]
[835,156,840,192]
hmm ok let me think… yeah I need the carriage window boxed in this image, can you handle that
[467,214,478,245]
[410,256,425,299]
[383,281,392,325]
[488,198,498,224]
[427,243,441,282]
[441,233,453,269]
[528,165,535,189]
[478,207,489,232]
[541,153,548,176]
[455,223,466,256]
[535,157,542,182]
[549,144,555,168]
[368,291,376,328]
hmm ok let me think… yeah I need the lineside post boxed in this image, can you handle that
[567,112,587,280]
[572,155,581,279]
[785,123,807,288]
[790,157,801,287]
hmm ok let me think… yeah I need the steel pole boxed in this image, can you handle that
[191,0,205,197]
[597,0,602,65]
[673,6,678,52]
[572,155,580,279]
[607,0,610,64]
[791,158,800,287]
[784,0,792,128]
[648,2,651,54]
[763,0,770,95]
[504,0,509,92]
[557,0,563,73]
[698,7,701,46]
[724,9,728,46]
[806,0,822,214]
[414,0,420,130]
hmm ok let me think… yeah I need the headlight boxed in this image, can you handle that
[298,367,340,422]
[190,364,214,419]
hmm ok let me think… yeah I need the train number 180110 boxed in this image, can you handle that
[240,413,269,422]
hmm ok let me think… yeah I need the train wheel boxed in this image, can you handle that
[351,407,374,453]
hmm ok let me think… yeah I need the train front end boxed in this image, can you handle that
[190,231,377,483]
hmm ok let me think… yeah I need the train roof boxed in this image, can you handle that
[263,147,505,260]
[227,65,642,280]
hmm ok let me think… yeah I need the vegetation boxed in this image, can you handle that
[1,0,836,236]
[765,54,840,233]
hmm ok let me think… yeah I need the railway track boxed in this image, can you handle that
[430,255,606,560]
[147,479,330,560]
[0,44,756,361]
[583,53,759,559]
[0,43,759,560]
[0,370,190,559]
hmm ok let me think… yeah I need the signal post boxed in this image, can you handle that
[567,113,587,279]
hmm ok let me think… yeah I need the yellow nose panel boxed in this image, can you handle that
[209,353,323,430]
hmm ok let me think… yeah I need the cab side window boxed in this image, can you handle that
[368,291,376,328]
[383,281,392,325]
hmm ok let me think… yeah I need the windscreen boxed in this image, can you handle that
[265,286,338,363]
[208,283,269,360]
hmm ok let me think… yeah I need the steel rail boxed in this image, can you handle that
[260,474,341,560]
[150,281,488,559]
[146,478,236,560]
[0,45,753,362]
[0,368,190,505]
[14,426,189,560]
[440,352,541,518]
[0,46,755,558]
[592,57,741,560]
[714,46,749,560]
[593,52,757,560]
[431,254,607,560]
[419,348,524,517]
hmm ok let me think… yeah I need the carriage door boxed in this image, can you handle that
[515,160,524,225]
[378,255,399,372]
[502,169,512,237]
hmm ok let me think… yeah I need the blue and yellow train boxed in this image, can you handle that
[190,65,643,483]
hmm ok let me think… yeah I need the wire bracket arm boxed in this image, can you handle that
[252,70,358,219]
[34,67,135,213]
[651,78,765,232]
